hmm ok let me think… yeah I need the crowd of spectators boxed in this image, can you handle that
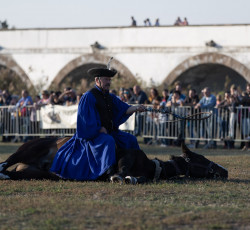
[1,82,250,149]
[115,81,250,150]
[0,87,81,107]
[131,16,189,27]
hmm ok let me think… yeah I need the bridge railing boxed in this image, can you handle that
[0,105,249,144]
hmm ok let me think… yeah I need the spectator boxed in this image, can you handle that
[16,90,33,109]
[240,91,250,150]
[36,90,50,108]
[130,85,148,136]
[184,89,199,106]
[167,81,186,102]
[0,90,12,142]
[15,90,33,142]
[110,89,117,96]
[130,85,148,104]
[148,88,160,104]
[1,20,8,29]
[246,83,250,96]
[155,18,160,26]
[216,91,231,146]
[49,91,64,105]
[161,89,169,103]
[30,95,41,137]
[166,90,184,146]
[144,18,152,26]
[195,87,216,149]
[154,96,169,146]
[131,16,137,26]
[184,89,199,148]
[182,17,189,26]
[194,87,216,110]
[166,90,184,107]
[58,87,77,106]
[144,96,163,145]
[174,17,182,26]
[1,90,12,105]
[118,88,125,102]
[123,89,133,103]
[230,84,241,102]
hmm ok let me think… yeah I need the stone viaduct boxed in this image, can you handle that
[0,24,250,92]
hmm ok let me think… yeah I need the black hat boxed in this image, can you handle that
[87,68,117,78]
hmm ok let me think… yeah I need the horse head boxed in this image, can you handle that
[181,142,228,179]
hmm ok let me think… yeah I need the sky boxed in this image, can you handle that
[1,0,250,28]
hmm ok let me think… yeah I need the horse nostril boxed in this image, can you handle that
[214,173,220,179]
[209,168,214,173]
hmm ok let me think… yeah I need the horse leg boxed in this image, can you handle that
[0,138,59,172]
[0,163,60,180]
[124,176,149,184]
[110,149,136,184]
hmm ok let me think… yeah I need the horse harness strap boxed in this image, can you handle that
[152,159,162,181]
[184,157,215,177]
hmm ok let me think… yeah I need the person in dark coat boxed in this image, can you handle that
[50,62,145,181]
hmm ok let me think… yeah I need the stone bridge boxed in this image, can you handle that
[0,24,250,92]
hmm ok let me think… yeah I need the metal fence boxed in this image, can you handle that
[0,105,250,144]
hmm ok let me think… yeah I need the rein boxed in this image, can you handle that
[145,107,212,122]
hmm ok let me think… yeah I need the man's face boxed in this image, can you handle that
[189,90,194,98]
[133,86,140,95]
[204,89,210,97]
[22,91,28,98]
[175,84,181,91]
[96,77,112,91]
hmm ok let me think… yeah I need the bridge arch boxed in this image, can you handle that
[0,55,33,88]
[163,53,250,90]
[51,54,136,91]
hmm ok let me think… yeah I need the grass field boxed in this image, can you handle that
[0,142,249,230]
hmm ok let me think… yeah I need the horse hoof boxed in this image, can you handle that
[110,175,123,184]
[125,176,137,185]
[0,173,10,180]
[0,162,7,172]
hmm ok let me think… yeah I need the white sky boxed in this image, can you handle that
[1,0,250,28]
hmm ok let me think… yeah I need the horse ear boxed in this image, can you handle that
[181,141,190,154]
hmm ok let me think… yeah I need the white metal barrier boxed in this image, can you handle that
[0,105,249,143]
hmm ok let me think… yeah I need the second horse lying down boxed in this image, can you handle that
[0,137,228,183]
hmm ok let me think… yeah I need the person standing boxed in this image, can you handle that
[195,87,216,148]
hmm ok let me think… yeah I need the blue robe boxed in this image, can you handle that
[50,88,139,180]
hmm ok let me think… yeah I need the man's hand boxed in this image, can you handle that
[135,104,146,112]
[99,127,108,134]
[194,103,201,109]
[126,104,146,114]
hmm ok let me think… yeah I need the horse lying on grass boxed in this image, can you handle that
[0,137,228,184]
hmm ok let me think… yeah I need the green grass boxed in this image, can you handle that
[0,142,249,230]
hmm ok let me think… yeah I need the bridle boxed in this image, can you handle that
[182,155,217,178]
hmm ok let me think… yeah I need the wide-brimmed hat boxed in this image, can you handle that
[87,68,117,78]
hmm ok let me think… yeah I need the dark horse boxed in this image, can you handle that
[0,137,228,183]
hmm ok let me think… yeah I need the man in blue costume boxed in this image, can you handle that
[50,64,145,181]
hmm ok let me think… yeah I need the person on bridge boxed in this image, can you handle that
[50,61,146,181]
